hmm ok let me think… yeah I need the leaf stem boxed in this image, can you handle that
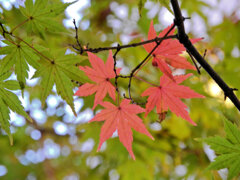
[11,34,53,63]
[10,19,29,34]
[134,75,158,87]
[133,56,152,76]
[0,23,53,63]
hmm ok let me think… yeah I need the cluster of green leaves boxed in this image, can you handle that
[205,118,240,180]
[0,0,89,142]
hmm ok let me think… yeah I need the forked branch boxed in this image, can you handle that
[170,0,240,111]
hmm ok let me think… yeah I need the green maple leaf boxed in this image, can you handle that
[138,0,173,17]
[32,49,90,116]
[19,0,75,37]
[0,71,32,145]
[205,119,240,180]
[0,40,40,91]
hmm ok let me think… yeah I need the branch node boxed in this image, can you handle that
[224,88,238,101]
[183,16,191,20]
[117,43,121,51]
[174,18,182,26]
[178,33,189,45]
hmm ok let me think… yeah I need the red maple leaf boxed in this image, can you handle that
[143,21,202,80]
[74,51,120,109]
[89,99,154,160]
[141,73,205,125]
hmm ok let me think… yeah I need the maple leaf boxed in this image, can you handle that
[0,71,32,145]
[143,21,202,80]
[205,118,240,180]
[90,99,154,160]
[0,40,40,91]
[75,51,120,109]
[141,73,204,125]
[32,49,89,115]
[20,0,75,38]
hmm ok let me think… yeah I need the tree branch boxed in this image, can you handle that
[72,35,177,53]
[170,0,240,111]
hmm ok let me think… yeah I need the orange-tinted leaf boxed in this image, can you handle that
[75,51,119,109]
[143,21,202,80]
[141,74,205,125]
[90,99,154,160]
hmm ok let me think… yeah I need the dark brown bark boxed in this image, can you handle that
[170,0,240,111]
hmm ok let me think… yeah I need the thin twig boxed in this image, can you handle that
[127,24,176,102]
[113,44,121,105]
[73,19,83,54]
[198,50,207,70]
[127,43,160,103]
[203,49,207,58]
[187,50,201,74]
[134,75,158,87]
[0,23,6,38]
[1,35,18,46]
[118,75,131,78]
[73,35,177,53]
[133,56,152,76]
[122,93,147,105]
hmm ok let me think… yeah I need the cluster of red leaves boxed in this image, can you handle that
[143,21,202,81]
[75,21,204,159]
